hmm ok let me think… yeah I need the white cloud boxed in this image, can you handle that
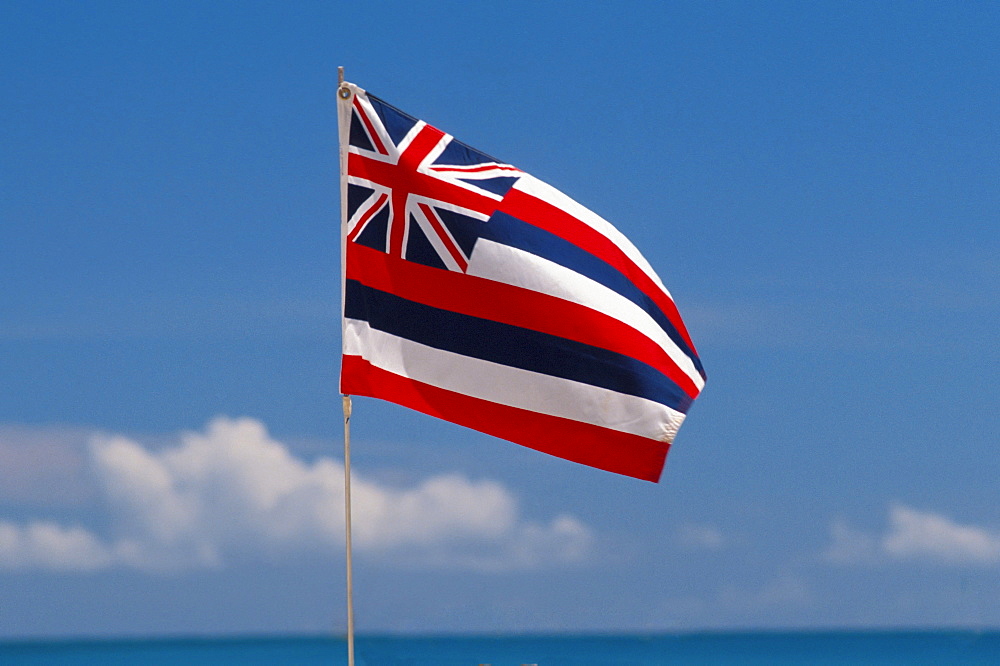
[823,504,1000,567]
[883,504,1000,565]
[0,417,593,573]
[0,521,112,572]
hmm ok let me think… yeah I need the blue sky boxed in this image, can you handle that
[2,1,999,638]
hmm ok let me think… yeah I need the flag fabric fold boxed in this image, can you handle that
[337,82,705,482]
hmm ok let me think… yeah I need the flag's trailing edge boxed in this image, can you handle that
[337,82,705,482]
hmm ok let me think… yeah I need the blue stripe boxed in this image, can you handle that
[345,280,694,414]
[481,211,706,378]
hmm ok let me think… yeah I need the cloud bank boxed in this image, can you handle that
[824,503,1000,566]
[0,417,592,573]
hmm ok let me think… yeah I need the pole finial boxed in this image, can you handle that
[337,66,351,100]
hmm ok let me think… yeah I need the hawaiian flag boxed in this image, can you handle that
[337,83,706,482]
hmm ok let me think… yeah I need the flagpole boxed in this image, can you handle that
[342,394,355,666]
[337,65,356,666]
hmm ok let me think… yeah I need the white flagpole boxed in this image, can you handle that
[337,65,356,666]
[342,394,355,666]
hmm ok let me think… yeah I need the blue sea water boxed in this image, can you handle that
[1,632,998,665]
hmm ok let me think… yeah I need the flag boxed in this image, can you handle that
[337,82,705,482]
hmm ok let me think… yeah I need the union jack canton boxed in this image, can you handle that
[346,92,521,273]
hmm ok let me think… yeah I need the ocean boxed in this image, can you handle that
[1,632,998,665]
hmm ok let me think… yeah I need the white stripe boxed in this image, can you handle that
[344,319,686,443]
[467,240,705,392]
[513,173,670,294]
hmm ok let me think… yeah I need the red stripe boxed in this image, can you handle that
[346,244,701,399]
[341,355,668,482]
[353,98,387,155]
[498,188,699,355]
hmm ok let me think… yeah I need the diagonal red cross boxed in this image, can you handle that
[347,98,501,271]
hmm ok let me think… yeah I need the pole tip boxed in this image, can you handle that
[338,66,344,85]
